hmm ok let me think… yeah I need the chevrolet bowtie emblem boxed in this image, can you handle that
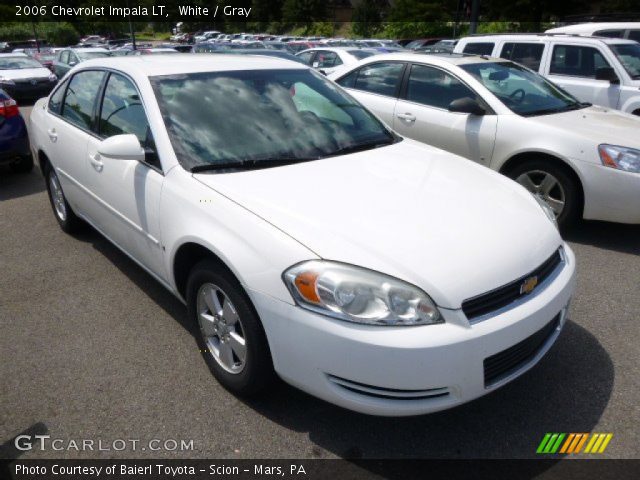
[520,276,538,295]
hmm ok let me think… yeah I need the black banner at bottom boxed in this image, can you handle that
[2,459,640,480]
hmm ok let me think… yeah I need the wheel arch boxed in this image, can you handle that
[172,241,239,301]
[498,151,585,218]
[37,149,50,175]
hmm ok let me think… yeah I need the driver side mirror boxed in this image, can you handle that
[98,134,145,161]
[595,67,619,84]
[448,97,486,115]
[68,61,77,66]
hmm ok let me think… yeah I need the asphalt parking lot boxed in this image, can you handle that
[1,105,639,464]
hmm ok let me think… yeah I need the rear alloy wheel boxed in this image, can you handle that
[186,259,275,395]
[507,160,580,228]
[45,166,83,233]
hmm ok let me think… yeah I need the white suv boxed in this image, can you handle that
[454,34,640,115]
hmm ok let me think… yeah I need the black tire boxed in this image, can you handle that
[9,154,34,173]
[186,259,275,396]
[44,163,83,233]
[506,159,581,229]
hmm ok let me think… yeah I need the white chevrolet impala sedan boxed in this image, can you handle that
[30,55,576,416]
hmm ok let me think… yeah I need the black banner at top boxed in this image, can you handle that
[0,0,638,23]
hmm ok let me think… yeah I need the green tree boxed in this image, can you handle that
[282,0,327,25]
[351,0,388,38]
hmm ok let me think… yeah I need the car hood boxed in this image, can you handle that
[194,140,562,309]
[531,105,640,149]
[1,67,51,80]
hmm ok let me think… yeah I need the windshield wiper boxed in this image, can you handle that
[524,102,591,117]
[190,157,314,173]
[320,138,397,159]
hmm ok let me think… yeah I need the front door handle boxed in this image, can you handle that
[47,128,57,142]
[396,112,416,122]
[89,153,104,172]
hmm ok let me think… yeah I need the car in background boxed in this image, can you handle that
[296,47,380,75]
[545,22,640,41]
[454,34,640,115]
[80,35,105,45]
[52,48,111,78]
[286,41,322,53]
[0,53,57,101]
[195,31,222,43]
[263,41,294,52]
[30,50,57,72]
[331,52,640,226]
[405,38,443,50]
[30,55,574,416]
[0,89,32,173]
[127,48,179,56]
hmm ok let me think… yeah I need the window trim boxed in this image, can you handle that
[499,42,546,70]
[96,70,163,174]
[462,42,495,56]
[548,43,614,80]
[49,69,107,139]
[337,60,408,99]
[398,62,495,115]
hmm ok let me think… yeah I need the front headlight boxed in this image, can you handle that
[533,194,558,228]
[0,76,15,85]
[599,144,640,173]
[48,73,57,82]
[283,261,442,326]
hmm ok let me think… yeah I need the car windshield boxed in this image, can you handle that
[610,43,640,79]
[461,61,586,116]
[151,68,396,171]
[0,56,43,69]
[77,51,111,60]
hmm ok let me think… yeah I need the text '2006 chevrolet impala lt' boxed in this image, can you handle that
[29,55,576,416]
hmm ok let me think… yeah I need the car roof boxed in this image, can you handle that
[79,54,308,77]
[546,22,640,34]
[0,53,28,57]
[354,51,506,66]
[459,33,638,45]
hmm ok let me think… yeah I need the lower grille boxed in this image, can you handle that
[462,249,563,320]
[484,315,560,387]
[327,374,449,401]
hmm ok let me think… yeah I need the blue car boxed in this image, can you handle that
[0,89,32,173]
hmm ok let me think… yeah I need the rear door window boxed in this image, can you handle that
[405,64,479,110]
[463,42,494,56]
[500,43,545,70]
[61,70,105,130]
[549,45,612,78]
[349,62,406,97]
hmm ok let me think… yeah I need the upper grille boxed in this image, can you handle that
[462,249,562,320]
[484,315,560,387]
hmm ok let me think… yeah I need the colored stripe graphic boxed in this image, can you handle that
[537,433,612,454]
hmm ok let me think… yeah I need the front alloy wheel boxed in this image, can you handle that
[507,159,580,228]
[186,259,275,396]
[197,283,247,374]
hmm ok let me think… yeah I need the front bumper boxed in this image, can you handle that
[249,244,576,416]
[579,160,640,224]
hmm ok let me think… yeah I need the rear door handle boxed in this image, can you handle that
[47,128,57,142]
[396,113,416,122]
[89,153,103,172]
